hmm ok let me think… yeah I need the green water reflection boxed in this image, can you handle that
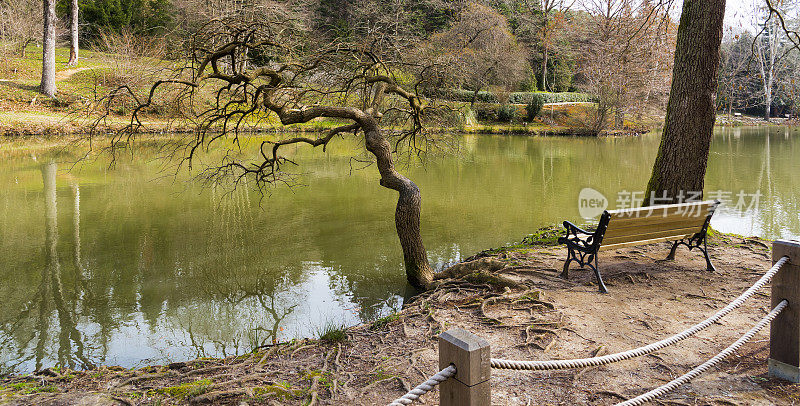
[1,126,798,373]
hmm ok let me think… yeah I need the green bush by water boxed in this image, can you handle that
[525,98,544,121]
[496,105,516,122]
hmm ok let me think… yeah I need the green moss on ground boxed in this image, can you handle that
[253,382,304,401]
[2,381,59,394]
[152,378,213,400]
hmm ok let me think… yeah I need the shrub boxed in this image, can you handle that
[474,104,498,121]
[526,97,544,121]
[496,105,516,122]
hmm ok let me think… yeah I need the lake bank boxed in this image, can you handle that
[2,232,798,405]
[0,108,645,138]
[2,107,795,139]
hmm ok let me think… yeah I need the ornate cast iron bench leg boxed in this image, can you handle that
[558,218,609,293]
[666,241,679,260]
[587,255,608,294]
[701,237,716,272]
[559,244,608,293]
[560,255,572,279]
[663,236,716,272]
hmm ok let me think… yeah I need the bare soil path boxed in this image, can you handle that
[53,67,92,82]
[2,233,799,405]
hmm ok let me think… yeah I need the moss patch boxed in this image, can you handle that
[5,381,59,394]
[253,382,304,400]
[153,378,212,399]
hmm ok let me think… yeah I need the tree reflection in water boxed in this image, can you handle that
[0,130,798,373]
[0,163,93,372]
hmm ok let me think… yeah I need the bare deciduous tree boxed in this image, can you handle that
[0,0,41,57]
[424,2,528,104]
[576,0,675,132]
[94,16,458,289]
[521,0,574,91]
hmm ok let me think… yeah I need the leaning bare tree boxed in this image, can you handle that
[95,15,456,289]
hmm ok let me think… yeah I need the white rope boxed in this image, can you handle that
[491,256,790,371]
[386,365,456,406]
[615,299,787,406]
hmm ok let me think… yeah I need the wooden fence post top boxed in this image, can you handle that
[773,240,800,265]
[439,328,491,386]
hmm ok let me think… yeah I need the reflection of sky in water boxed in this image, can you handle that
[1,127,798,373]
[714,205,800,241]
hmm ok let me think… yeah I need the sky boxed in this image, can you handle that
[660,0,798,35]
[725,0,761,33]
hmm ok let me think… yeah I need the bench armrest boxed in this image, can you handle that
[562,221,594,236]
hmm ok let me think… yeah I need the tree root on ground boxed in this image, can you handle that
[436,258,506,280]
[113,371,178,388]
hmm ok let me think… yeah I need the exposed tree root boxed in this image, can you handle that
[435,258,506,280]
[114,371,178,388]
[190,388,247,404]
[185,365,228,377]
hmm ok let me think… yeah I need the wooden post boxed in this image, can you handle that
[438,328,491,406]
[769,239,800,382]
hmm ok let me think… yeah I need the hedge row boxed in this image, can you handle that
[444,89,596,104]
[508,92,597,104]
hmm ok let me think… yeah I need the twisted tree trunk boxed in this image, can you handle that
[644,0,726,203]
[362,119,434,289]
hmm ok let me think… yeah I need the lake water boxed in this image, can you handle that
[1,126,799,373]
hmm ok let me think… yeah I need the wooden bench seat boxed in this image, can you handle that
[557,200,720,293]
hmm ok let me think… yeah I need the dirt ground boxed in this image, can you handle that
[2,233,800,405]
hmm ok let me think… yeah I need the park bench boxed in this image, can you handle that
[558,200,721,293]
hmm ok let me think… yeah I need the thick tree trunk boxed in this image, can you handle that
[40,0,57,97]
[644,0,726,204]
[362,120,434,289]
[67,0,79,66]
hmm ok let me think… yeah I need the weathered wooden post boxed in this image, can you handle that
[769,239,800,382]
[439,328,491,406]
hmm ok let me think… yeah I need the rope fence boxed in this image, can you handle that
[386,239,800,406]
[490,256,789,371]
[386,365,456,406]
[615,299,788,406]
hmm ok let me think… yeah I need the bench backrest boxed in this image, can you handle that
[597,200,720,251]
